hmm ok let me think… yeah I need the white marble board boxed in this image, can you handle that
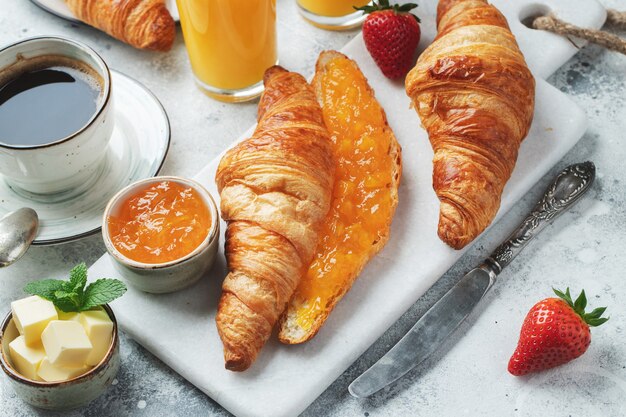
[88,1,607,416]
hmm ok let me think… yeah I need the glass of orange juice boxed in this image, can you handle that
[176,0,277,102]
[297,0,371,30]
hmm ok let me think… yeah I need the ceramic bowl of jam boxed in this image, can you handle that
[102,176,219,293]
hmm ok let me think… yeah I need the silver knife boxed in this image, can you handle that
[349,161,596,398]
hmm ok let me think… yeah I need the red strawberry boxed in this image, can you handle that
[357,1,421,79]
[508,288,609,376]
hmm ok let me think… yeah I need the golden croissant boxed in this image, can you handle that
[65,0,175,51]
[215,66,334,371]
[406,0,535,249]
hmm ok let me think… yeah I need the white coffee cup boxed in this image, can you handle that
[0,36,113,195]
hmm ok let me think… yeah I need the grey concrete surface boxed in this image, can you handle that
[1,0,625,416]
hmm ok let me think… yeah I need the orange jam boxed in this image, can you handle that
[291,55,399,330]
[107,181,211,264]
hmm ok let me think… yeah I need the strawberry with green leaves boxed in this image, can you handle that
[508,288,608,376]
[357,1,421,79]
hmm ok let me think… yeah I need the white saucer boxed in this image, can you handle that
[0,70,170,245]
[29,0,180,23]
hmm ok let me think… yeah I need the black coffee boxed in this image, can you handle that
[0,55,103,147]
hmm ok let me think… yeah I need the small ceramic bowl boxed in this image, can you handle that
[102,176,220,294]
[0,304,120,410]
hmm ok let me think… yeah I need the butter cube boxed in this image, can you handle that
[37,357,90,382]
[56,308,80,322]
[11,296,58,346]
[79,309,114,366]
[8,336,45,381]
[41,321,92,368]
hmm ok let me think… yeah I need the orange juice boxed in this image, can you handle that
[176,0,277,101]
[297,0,369,17]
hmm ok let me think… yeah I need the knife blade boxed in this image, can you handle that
[349,161,596,398]
[349,266,495,398]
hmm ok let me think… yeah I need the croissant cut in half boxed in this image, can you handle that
[65,0,175,51]
[406,0,535,249]
[215,66,334,371]
[279,51,402,344]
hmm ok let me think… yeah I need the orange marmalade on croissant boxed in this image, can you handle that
[290,54,400,332]
[107,181,211,264]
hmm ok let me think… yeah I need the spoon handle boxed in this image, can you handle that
[0,207,39,268]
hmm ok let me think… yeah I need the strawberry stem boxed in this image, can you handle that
[553,287,609,327]
[356,1,421,22]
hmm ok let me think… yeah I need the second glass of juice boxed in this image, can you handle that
[177,0,277,102]
[297,0,371,30]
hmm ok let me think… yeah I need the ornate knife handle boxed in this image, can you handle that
[485,161,596,275]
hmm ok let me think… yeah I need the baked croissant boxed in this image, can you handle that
[405,0,535,249]
[215,66,334,371]
[65,0,175,51]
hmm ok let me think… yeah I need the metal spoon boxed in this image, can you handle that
[0,208,38,267]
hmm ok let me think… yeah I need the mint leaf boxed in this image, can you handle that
[24,263,126,312]
[54,290,73,299]
[54,297,81,313]
[69,263,88,294]
[24,279,66,301]
[24,278,81,312]
[81,279,127,311]
[51,290,81,312]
